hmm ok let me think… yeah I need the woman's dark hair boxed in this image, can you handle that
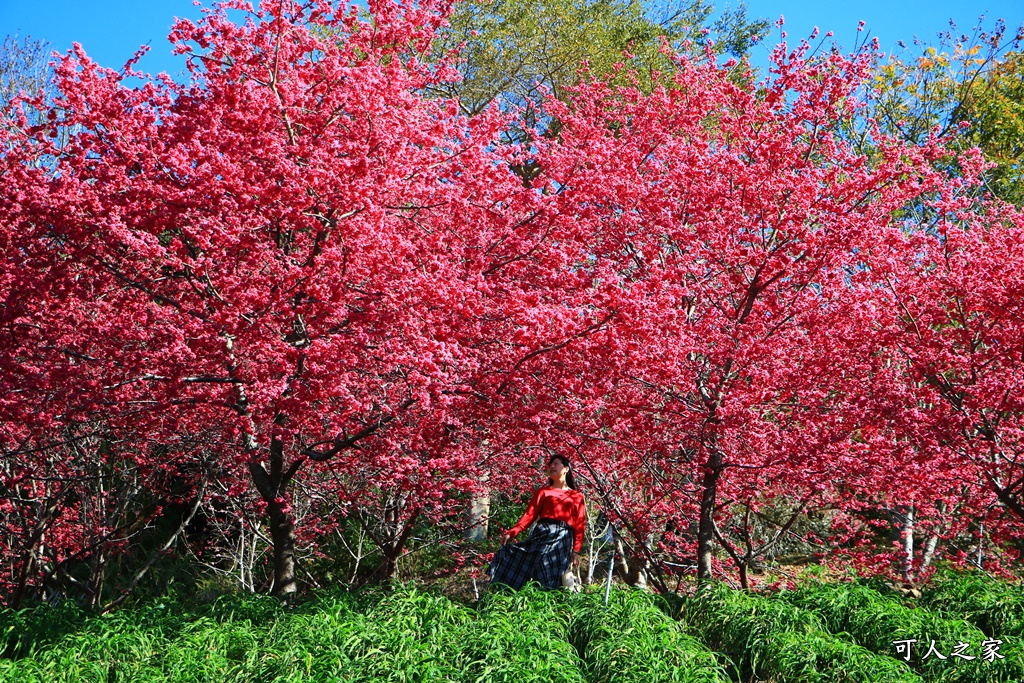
[546,455,577,490]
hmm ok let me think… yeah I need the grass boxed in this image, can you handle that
[0,600,89,660]
[568,589,729,683]
[3,574,1023,683]
[779,579,1024,683]
[462,586,588,683]
[337,586,473,682]
[0,585,597,683]
[920,571,1024,640]
[681,581,923,683]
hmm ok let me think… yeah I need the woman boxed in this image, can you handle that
[488,455,586,590]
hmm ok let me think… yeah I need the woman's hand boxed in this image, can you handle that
[501,533,512,546]
[571,551,580,567]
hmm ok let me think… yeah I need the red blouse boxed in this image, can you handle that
[508,486,587,553]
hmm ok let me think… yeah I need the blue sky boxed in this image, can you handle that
[2,0,1023,80]
[745,0,1024,62]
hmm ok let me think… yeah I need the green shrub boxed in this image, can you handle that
[0,600,89,659]
[921,571,1024,639]
[569,588,729,683]
[781,580,1024,683]
[25,580,1021,683]
[462,584,587,683]
[683,582,922,683]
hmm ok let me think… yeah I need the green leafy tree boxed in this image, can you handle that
[957,49,1024,204]
[430,0,768,116]
[428,0,766,187]
[869,19,1024,204]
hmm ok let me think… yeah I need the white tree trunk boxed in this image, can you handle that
[466,470,490,542]
[466,488,490,542]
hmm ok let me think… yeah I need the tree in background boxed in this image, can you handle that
[0,33,51,114]
[869,19,1024,204]
[432,0,767,116]
[956,49,1024,204]
[430,0,768,189]
[869,180,1024,573]
[0,420,212,609]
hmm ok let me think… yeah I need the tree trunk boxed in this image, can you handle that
[889,504,914,582]
[465,485,490,542]
[994,482,1024,522]
[921,532,940,571]
[87,547,105,610]
[268,497,297,596]
[613,536,631,580]
[919,500,946,572]
[902,506,915,582]
[372,506,421,582]
[382,552,399,580]
[10,548,37,609]
[611,534,650,587]
[247,430,299,598]
[696,450,723,582]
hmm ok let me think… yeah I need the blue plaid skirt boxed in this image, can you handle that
[488,518,574,590]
